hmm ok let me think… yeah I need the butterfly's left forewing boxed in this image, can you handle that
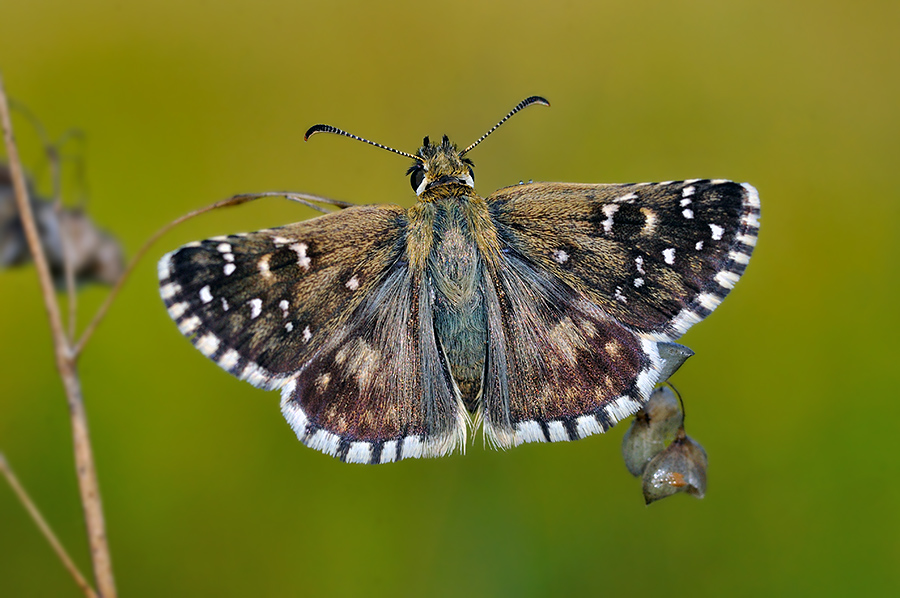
[479,248,662,447]
[159,205,408,388]
[159,204,466,463]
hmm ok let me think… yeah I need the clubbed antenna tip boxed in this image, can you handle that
[460,95,550,156]
[304,124,421,161]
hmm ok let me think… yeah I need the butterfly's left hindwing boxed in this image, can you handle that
[159,204,466,463]
[480,249,662,447]
[281,264,467,464]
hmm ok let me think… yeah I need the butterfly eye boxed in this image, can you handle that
[410,166,426,192]
[467,166,475,183]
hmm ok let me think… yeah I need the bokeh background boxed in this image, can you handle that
[1,1,898,596]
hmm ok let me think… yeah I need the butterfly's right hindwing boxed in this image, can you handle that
[477,179,758,447]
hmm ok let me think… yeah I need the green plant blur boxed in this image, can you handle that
[1,1,897,596]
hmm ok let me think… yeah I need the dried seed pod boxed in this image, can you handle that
[621,386,684,476]
[0,164,124,287]
[641,428,708,504]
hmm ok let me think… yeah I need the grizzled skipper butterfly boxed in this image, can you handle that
[158,97,759,464]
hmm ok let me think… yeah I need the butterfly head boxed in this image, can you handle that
[304,95,549,199]
[407,135,475,196]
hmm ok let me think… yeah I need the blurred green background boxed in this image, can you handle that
[1,0,898,596]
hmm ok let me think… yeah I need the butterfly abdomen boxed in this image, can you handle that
[425,196,491,412]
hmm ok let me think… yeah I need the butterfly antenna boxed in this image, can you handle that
[305,124,422,161]
[459,95,550,157]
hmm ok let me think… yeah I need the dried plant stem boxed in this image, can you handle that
[0,453,99,598]
[3,69,354,597]
[1,73,117,598]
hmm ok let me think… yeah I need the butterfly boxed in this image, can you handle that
[158,96,760,464]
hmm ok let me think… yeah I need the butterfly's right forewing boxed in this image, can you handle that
[487,180,759,340]
[478,179,759,447]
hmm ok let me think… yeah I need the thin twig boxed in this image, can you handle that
[0,72,118,598]
[0,453,98,598]
[73,190,352,355]
[49,150,79,343]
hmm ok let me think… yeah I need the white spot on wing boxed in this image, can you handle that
[199,285,213,304]
[605,396,642,424]
[219,349,239,371]
[216,243,232,254]
[698,292,722,311]
[308,429,340,457]
[634,277,644,288]
[635,256,645,275]
[669,308,703,337]
[552,249,569,264]
[615,192,637,203]
[682,185,695,198]
[601,204,619,234]
[638,338,661,397]
[167,302,188,319]
[285,322,294,332]
[641,208,657,235]
[663,248,676,265]
[158,252,174,280]
[742,210,761,229]
[401,436,423,459]
[615,286,627,303]
[303,326,312,342]
[682,209,694,219]
[195,333,220,357]
[160,283,181,300]
[221,298,229,311]
[547,421,569,442]
[728,251,751,265]
[576,415,602,438]
[715,269,741,290]
[248,298,262,319]
[709,224,725,240]
[241,361,269,387]
[289,243,311,270]
[279,299,289,313]
[280,381,309,439]
[515,421,546,445]
[178,316,201,335]
[346,276,360,291]
[741,182,761,208]
[345,442,373,464]
[258,255,271,277]
[224,263,236,276]
[695,241,704,250]
[380,440,398,463]
[737,233,757,247]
